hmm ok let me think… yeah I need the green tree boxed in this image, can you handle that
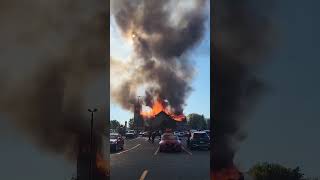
[305,177,320,180]
[110,120,120,130]
[248,162,305,180]
[128,118,135,129]
[187,113,207,130]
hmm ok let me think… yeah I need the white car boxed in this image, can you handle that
[125,130,136,138]
[173,131,185,137]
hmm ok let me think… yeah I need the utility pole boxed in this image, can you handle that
[88,108,98,180]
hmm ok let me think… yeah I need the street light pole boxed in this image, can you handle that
[88,108,98,180]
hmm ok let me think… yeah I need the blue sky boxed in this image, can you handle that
[110,8,210,125]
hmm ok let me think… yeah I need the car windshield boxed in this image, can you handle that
[128,131,134,133]
[162,134,178,140]
[110,135,118,139]
[193,133,209,139]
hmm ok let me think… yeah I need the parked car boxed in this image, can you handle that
[204,130,210,137]
[187,131,210,150]
[178,131,186,137]
[125,130,136,138]
[184,131,191,137]
[110,133,124,152]
[142,131,149,137]
[139,131,144,136]
[173,131,180,136]
[173,131,185,137]
[159,133,182,152]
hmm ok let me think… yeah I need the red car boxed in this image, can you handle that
[159,133,182,152]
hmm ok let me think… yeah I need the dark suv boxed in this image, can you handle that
[187,131,210,150]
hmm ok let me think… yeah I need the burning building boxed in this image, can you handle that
[148,111,178,131]
[133,99,144,131]
[139,97,187,131]
[110,0,209,130]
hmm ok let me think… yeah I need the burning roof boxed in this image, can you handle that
[140,97,186,122]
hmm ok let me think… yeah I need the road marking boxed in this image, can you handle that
[154,147,160,156]
[126,138,139,142]
[182,146,192,155]
[116,144,141,155]
[139,170,148,180]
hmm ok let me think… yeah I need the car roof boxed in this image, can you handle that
[162,132,174,135]
[110,133,119,136]
[193,131,207,134]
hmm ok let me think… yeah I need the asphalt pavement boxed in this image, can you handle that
[110,136,210,180]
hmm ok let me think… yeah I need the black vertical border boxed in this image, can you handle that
[106,0,111,179]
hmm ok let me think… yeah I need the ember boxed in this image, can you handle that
[96,153,109,176]
[212,166,243,180]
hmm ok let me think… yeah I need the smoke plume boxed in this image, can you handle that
[213,0,273,172]
[110,0,209,114]
[0,0,108,161]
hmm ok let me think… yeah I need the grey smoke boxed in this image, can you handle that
[0,0,108,161]
[212,0,273,172]
[111,0,208,114]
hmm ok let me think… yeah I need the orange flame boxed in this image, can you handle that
[96,153,109,177]
[140,98,185,122]
[211,167,242,180]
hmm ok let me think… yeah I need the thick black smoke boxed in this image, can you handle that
[111,0,209,114]
[0,0,108,162]
[212,0,273,172]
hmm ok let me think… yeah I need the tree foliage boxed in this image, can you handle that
[187,113,208,130]
[128,118,135,129]
[110,120,120,130]
[248,162,305,180]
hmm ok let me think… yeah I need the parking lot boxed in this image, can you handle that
[110,135,210,180]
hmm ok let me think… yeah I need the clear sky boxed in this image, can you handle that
[110,9,211,125]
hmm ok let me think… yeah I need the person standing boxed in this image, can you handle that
[151,131,156,144]
[148,131,152,141]
[187,130,191,146]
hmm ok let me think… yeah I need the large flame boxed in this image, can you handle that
[140,98,186,122]
[212,166,242,180]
